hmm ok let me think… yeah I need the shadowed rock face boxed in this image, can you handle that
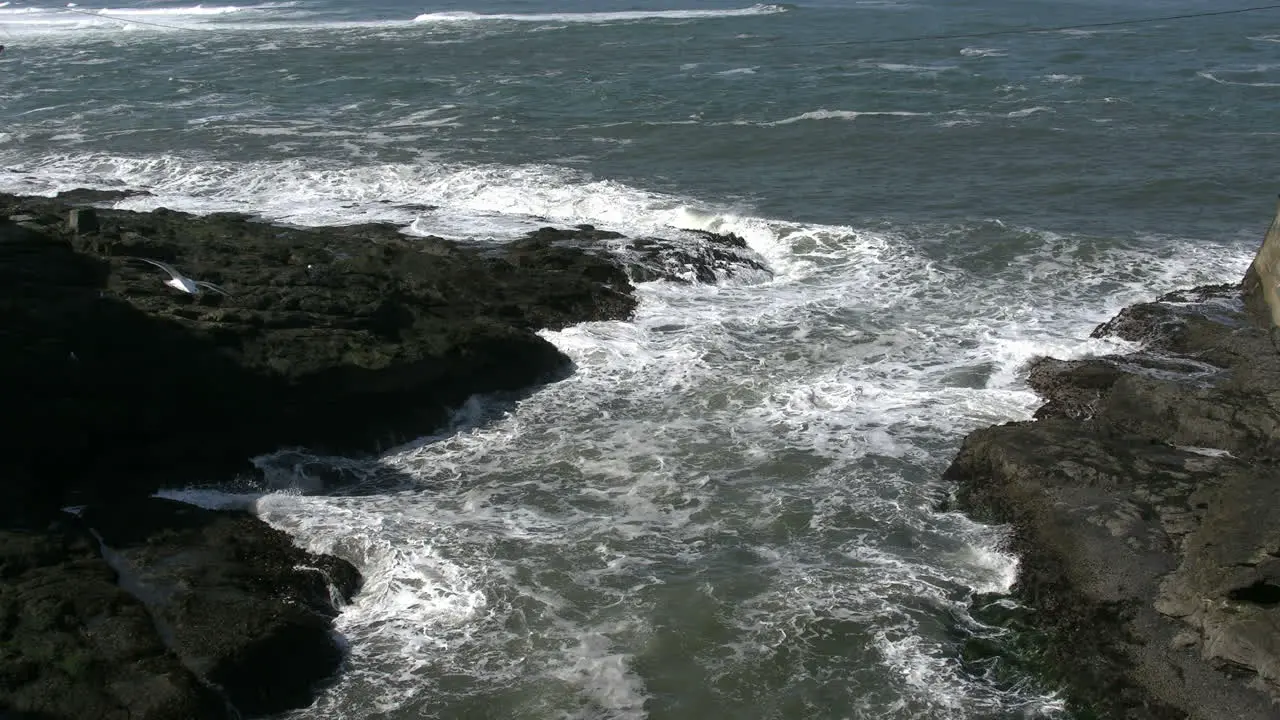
[945,214,1280,718]
[80,498,362,718]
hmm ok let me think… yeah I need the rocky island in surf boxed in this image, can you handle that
[0,189,767,719]
[946,199,1280,719]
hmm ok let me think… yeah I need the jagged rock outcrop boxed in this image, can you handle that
[945,200,1280,719]
[0,188,775,719]
[526,224,772,284]
[0,193,640,522]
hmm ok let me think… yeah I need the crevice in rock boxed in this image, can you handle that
[1227,581,1280,607]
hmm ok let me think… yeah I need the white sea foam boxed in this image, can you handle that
[875,62,958,73]
[1007,106,1052,118]
[960,46,1006,57]
[0,3,291,21]
[0,1,779,39]
[373,224,1227,713]
[90,5,266,17]
[0,153,801,273]
[1056,27,1131,38]
[1197,70,1280,88]
[763,109,928,125]
[0,2,295,36]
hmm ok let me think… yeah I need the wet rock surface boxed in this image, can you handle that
[946,275,1280,718]
[2,190,748,717]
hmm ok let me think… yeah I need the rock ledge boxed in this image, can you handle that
[946,201,1280,719]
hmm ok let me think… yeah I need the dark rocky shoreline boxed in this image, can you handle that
[0,190,765,719]
[9,184,1279,720]
[945,201,1280,719]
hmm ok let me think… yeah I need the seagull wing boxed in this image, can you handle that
[132,256,184,280]
[195,280,232,297]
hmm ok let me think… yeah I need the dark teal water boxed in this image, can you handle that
[3,2,1278,718]
[4,0,1278,235]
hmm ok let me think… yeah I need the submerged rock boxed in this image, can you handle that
[945,200,1280,718]
[623,228,772,284]
[52,187,154,205]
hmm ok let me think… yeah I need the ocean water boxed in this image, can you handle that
[3,1,1278,717]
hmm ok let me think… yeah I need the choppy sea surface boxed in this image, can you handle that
[3,1,1278,717]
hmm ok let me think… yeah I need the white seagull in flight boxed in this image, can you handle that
[131,257,232,297]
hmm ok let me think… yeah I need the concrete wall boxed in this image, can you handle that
[1242,196,1280,328]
